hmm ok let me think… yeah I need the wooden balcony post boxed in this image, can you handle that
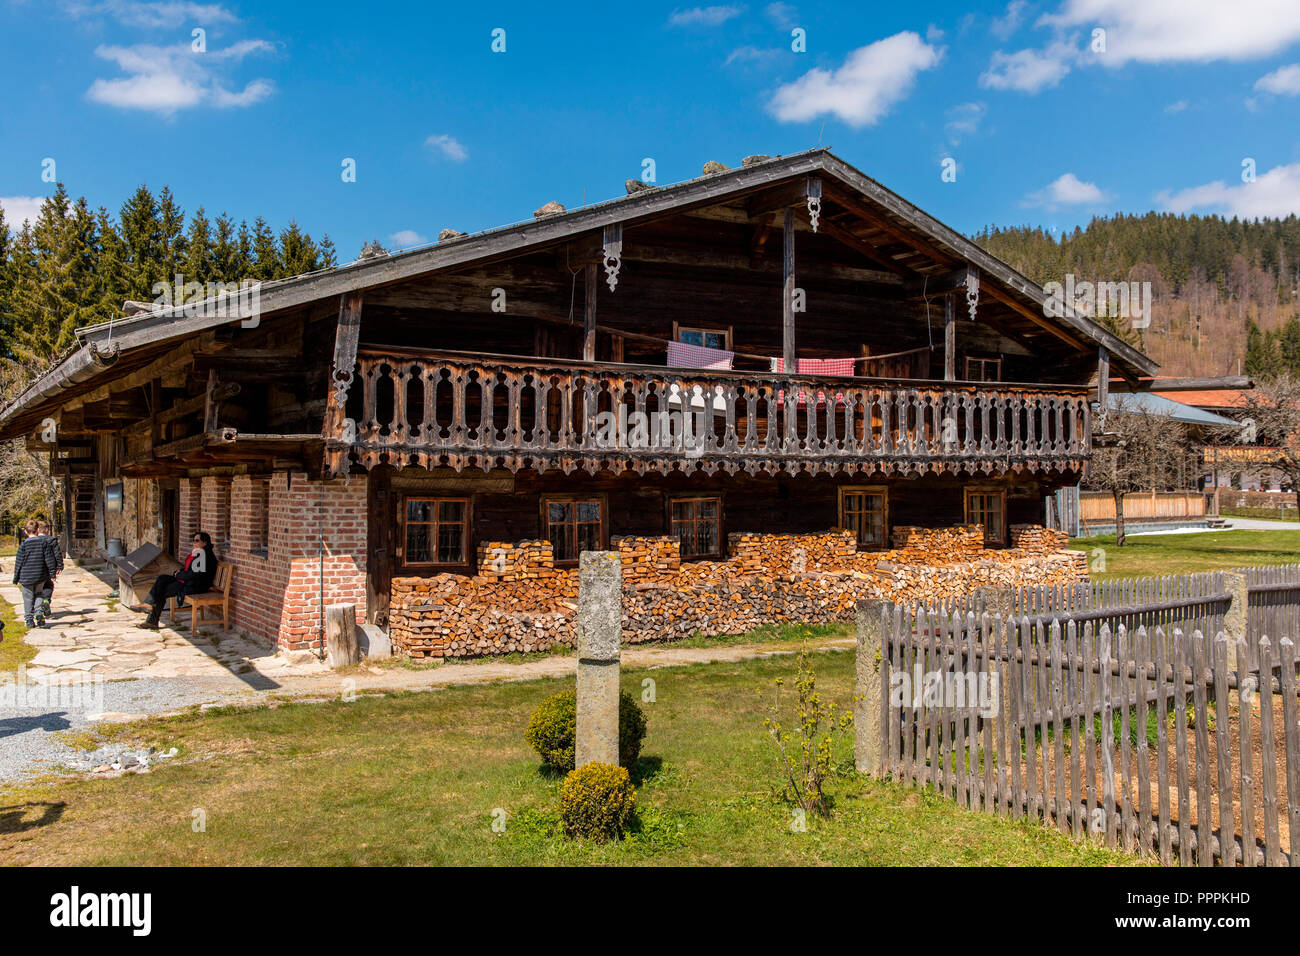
[783,207,796,373]
[944,293,956,381]
[1097,346,1110,409]
[583,262,598,362]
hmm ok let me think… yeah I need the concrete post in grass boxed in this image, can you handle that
[576,551,622,767]
[855,599,889,777]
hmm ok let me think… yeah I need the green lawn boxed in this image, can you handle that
[0,593,34,673]
[0,649,1138,866]
[1070,528,1300,579]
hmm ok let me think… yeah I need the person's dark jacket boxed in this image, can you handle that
[42,535,63,577]
[175,544,218,595]
[12,535,57,588]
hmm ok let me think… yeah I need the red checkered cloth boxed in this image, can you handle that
[770,357,854,406]
[666,340,734,370]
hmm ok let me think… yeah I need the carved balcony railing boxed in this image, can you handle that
[323,349,1092,478]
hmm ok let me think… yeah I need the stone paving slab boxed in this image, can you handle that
[0,564,327,684]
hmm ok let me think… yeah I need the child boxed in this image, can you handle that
[13,520,58,628]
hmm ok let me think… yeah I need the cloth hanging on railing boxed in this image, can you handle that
[769,357,853,406]
[665,340,732,414]
[666,340,734,370]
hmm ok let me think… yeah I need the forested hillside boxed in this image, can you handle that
[0,184,337,386]
[975,213,1300,377]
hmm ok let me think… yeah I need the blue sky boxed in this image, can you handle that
[2,0,1300,263]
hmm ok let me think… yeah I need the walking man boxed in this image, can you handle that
[13,519,59,628]
[137,532,218,630]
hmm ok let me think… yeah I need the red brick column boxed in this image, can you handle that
[200,476,232,553]
[223,473,367,652]
[177,478,202,549]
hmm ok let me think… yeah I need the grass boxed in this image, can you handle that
[1221,506,1299,522]
[0,649,1139,866]
[1069,528,1300,579]
[0,593,34,673]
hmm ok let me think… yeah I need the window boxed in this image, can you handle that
[965,488,1006,545]
[965,356,1002,382]
[543,497,604,563]
[670,497,722,558]
[403,497,469,565]
[675,324,732,351]
[839,486,888,549]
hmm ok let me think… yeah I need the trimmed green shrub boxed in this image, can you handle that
[524,689,647,771]
[560,761,636,841]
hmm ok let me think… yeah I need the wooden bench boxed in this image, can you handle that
[168,562,233,634]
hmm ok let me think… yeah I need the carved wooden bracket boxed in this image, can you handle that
[965,267,980,321]
[602,223,623,292]
[806,177,823,233]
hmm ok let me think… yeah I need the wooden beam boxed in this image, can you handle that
[944,293,956,381]
[782,207,796,372]
[1097,347,1110,408]
[817,219,910,276]
[749,213,775,268]
[325,292,364,435]
[583,262,598,362]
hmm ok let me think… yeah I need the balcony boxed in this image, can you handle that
[324,349,1091,478]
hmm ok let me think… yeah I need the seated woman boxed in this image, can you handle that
[136,532,218,630]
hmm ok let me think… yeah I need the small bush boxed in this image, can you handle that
[560,761,636,841]
[525,689,648,771]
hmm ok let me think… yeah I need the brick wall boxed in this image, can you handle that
[200,476,231,552]
[178,479,202,548]
[219,472,368,651]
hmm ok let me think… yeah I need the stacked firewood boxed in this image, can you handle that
[727,530,857,574]
[1009,524,1070,553]
[612,535,682,581]
[888,525,986,564]
[386,525,1087,659]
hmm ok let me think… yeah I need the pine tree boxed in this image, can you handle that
[8,186,103,367]
[184,207,215,285]
[250,217,280,280]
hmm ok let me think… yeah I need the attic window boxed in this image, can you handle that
[965,356,1001,382]
[675,324,732,351]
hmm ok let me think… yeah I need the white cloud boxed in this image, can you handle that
[1256,63,1300,95]
[0,196,46,229]
[765,2,797,28]
[425,134,468,162]
[1157,163,1300,218]
[86,39,274,114]
[667,5,744,27]
[1164,99,1188,113]
[63,0,239,29]
[944,101,986,143]
[1041,0,1300,65]
[389,230,428,247]
[990,0,1028,40]
[768,31,943,127]
[1025,172,1111,209]
[980,40,1075,92]
[725,45,783,66]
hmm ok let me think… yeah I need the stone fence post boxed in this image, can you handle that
[576,551,622,768]
[855,599,889,777]
[1222,571,1247,673]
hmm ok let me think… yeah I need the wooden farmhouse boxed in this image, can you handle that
[0,150,1156,654]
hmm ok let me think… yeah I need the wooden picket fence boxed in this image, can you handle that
[856,568,1300,867]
